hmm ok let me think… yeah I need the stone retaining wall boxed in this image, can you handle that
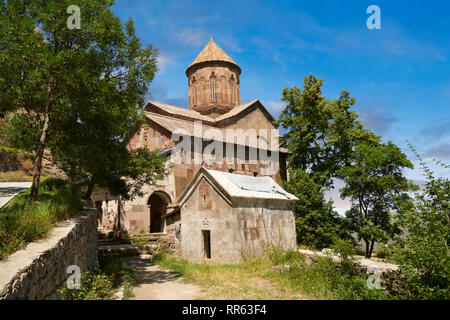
[0,208,97,300]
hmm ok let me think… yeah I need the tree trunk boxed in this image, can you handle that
[29,111,51,202]
[30,80,52,202]
[364,239,370,258]
[85,177,95,200]
[368,240,375,259]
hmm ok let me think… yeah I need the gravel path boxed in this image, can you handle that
[0,182,32,209]
[121,255,200,300]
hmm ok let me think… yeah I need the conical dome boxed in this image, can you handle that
[186,37,242,117]
[186,37,241,76]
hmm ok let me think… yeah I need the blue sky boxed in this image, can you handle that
[112,0,449,187]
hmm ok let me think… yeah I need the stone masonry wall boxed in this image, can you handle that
[0,208,97,300]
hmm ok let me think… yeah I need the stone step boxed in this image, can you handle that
[98,244,157,256]
[130,233,170,241]
[97,239,122,246]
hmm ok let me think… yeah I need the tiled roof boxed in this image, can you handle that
[143,100,290,153]
[187,38,240,73]
[145,100,215,124]
[143,112,282,152]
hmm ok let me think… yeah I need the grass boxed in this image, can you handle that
[0,170,35,182]
[152,252,302,300]
[151,244,389,300]
[0,177,82,260]
[59,254,136,300]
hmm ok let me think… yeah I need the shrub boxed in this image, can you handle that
[393,147,449,299]
[375,246,393,259]
[60,255,135,300]
[331,239,366,276]
[263,242,303,266]
[263,244,385,299]
[60,272,113,300]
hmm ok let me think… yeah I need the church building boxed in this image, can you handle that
[91,38,297,263]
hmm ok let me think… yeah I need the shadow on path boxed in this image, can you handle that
[121,255,200,300]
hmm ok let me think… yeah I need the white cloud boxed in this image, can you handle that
[176,28,208,46]
[262,100,286,118]
[157,53,175,74]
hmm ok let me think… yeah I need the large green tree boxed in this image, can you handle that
[276,74,378,248]
[337,142,416,258]
[0,0,166,200]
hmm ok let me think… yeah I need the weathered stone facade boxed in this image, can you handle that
[0,209,97,300]
[179,169,297,263]
[91,39,296,262]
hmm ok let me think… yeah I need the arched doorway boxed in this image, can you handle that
[148,191,171,233]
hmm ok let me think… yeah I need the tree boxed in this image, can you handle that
[0,0,165,200]
[337,142,416,258]
[284,168,346,248]
[393,145,449,299]
[276,74,378,248]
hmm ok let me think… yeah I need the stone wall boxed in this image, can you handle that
[0,208,97,300]
[180,177,297,264]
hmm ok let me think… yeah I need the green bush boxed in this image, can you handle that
[392,148,450,300]
[0,177,82,259]
[263,242,303,266]
[375,246,393,259]
[264,245,386,300]
[60,255,136,300]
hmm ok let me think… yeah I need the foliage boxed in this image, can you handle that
[0,0,166,201]
[276,74,379,188]
[375,245,394,259]
[283,168,344,248]
[60,255,136,300]
[153,248,387,300]
[263,242,304,266]
[0,177,82,259]
[391,145,450,299]
[276,74,377,248]
[338,142,416,258]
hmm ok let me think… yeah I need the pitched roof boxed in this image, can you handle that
[178,167,298,205]
[144,112,280,151]
[145,100,215,124]
[142,100,290,153]
[145,99,274,125]
[186,38,240,75]
[214,99,276,124]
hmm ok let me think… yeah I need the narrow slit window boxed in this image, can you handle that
[211,78,215,103]
[231,82,235,104]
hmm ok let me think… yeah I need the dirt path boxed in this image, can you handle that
[0,182,31,209]
[121,255,200,300]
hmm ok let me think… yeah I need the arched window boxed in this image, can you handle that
[192,77,197,106]
[232,82,235,104]
[211,77,216,103]
[230,74,235,104]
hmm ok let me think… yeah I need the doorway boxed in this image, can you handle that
[202,230,211,259]
[147,191,171,233]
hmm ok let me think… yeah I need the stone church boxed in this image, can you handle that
[92,38,297,263]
